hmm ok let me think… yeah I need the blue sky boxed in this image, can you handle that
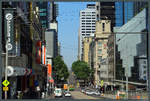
[57,2,95,69]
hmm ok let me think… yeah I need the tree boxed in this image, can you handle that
[53,56,69,84]
[71,60,92,85]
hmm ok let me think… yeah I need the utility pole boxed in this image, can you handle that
[5,37,8,99]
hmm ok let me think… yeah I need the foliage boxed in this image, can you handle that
[53,56,69,83]
[71,60,92,80]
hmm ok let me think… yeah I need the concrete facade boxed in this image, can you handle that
[45,29,58,58]
[82,37,92,64]
[90,20,111,86]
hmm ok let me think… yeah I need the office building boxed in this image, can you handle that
[115,2,134,27]
[79,4,96,60]
[115,8,147,82]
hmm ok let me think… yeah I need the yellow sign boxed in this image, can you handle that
[101,80,104,86]
[2,80,10,87]
[3,87,9,91]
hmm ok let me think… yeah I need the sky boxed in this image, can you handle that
[57,2,95,69]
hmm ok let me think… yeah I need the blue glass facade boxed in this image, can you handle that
[115,2,134,27]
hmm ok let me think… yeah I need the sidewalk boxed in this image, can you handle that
[45,94,54,99]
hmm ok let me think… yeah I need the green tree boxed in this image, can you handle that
[53,56,69,84]
[71,60,92,84]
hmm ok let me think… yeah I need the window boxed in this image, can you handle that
[98,49,102,54]
[40,13,46,16]
[143,70,146,74]
[98,56,102,62]
[102,23,105,31]
[143,66,146,69]
[98,42,102,47]
[143,61,147,64]
[86,20,91,22]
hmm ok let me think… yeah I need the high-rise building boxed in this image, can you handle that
[115,2,134,27]
[115,9,147,82]
[79,4,97,60]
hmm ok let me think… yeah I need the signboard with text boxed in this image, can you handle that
[4,9,16,55]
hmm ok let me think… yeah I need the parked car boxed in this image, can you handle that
[80,88,85,93]
[94,91,100,96]
[85,89,95,95]
[64,91,71,97]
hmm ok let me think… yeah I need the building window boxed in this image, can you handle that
[98,42,102,47]
[143,70,146,74]
[102,23,105,32]
[143,61,147,64]
[143,66,146,69]
[40,13,46,16]
[98,56,102,62]
[98,49,102,54]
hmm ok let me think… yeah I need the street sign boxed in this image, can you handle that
[3,87,9,91]
[2,80,10,87]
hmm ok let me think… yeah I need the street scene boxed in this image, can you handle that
[0,1,149,100]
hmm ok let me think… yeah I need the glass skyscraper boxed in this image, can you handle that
[115,2,134,27]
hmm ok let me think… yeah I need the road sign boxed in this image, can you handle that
[2,80,10,87]
[3,87,9,91]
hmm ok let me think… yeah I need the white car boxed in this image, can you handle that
[64,91,71,97]
[94,91,100,96]
[54,88,63,97]
[85,90,95,95]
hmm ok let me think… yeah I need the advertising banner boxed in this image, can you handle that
[4,9,16,55]
[36,41,41,64]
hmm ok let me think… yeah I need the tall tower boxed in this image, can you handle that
[79,4,96,60]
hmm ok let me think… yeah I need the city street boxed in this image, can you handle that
[70,91,103,99]
[46,91,104,99]
[0,1,149,100]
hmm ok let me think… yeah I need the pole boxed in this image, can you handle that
[5,37,8,99]
[126,65,128,99]
[0,1,2,100]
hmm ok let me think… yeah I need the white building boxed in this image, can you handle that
[79,4,97,60]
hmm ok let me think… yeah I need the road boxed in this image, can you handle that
[70,91,104,99]
[46,90,104,100]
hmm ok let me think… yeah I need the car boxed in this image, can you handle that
[64,91,71,97]
[80,88,85,93]
[85,89,95,95]
[94,91,100,96]
[54,88,63,97]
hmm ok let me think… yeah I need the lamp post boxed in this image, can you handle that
[5,37,8,100]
